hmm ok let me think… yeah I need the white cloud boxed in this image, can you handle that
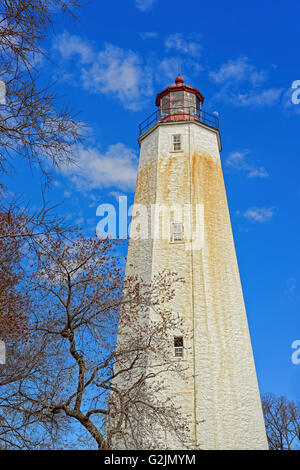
[243,207,275,223]
[53,32,153,111]
[210,56,267,86]
[153,54,203,88]
[140,31,158,40]
[63,190,72,198]
[53,32,94,64]
[233,88,283,107]
[226,150,269,179]
[135,0,157,12]
[53,31,206,111]
[87,193,102,208]
[156,57,178,83]
[284,277,296,301]
[60,143,138,192]
[109,190,124,201]
[75,213,85,226]
[286,277,296,292]
[246,167,269,179]
[82,43,153,110]
[165,33,202,58]
[210,56,283,107]
[226,151,247,168]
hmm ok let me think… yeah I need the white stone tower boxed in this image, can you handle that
[114,76,268,450]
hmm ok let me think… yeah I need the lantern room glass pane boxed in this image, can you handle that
[184,91,195,113]
[196,97,202,118]
[171,91,184,113]
[161,94,170,116]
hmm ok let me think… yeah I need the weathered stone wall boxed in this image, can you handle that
[116,120,268,450]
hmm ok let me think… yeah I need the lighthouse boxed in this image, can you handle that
[112,76,268,450]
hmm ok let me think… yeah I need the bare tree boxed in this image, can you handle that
[0,210,48,449]
[0,2,88,447]
[0,2,190,450]
[0,198,71,350]
[0,232,190,449]
[262,394,300,450]
[0,0,85,184]
[0,0,86,250]
[0,0,86,392]
[0,212,29,336]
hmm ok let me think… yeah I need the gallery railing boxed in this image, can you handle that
[138,106,219,136]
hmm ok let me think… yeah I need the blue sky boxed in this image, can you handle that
[10,0,300,400]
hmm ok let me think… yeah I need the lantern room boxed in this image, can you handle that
[155,75,204,121]
[138,76,219,136]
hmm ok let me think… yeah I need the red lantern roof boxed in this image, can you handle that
[155,75,205,107]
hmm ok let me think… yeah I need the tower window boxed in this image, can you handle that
[174,337,183,357]
[171,222,183,242]
[172,134,182,151]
